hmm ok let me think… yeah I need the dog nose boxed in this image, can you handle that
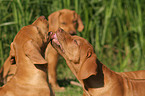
[70,31,76,35]
[48,31,52,37]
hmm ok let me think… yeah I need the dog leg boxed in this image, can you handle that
[46,44,65,91]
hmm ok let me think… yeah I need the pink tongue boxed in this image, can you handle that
[51,34,60,45]
[53,39,60,45]
[52,34,64,52]
[51,33,57,39]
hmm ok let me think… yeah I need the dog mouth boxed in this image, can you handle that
[51,33,64,53]
[47,31,53,42]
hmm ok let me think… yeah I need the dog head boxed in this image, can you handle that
[48,9,84,35]
[15,16,52,65]
[1,16,53,83]
[32,16,48,34]
[51,28,97,80]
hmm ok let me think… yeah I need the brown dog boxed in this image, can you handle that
[0,9,84,91]
[0,16,54,96]
[51,28,145,96]
[1,8,145,91]
[45,9,84,91]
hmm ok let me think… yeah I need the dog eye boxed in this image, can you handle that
[74,40,78,45]
[61,22,66,25]
[73,20,77,24]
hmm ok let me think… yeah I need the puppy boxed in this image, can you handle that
[45,9,84,91]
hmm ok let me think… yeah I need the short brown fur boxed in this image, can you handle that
[51,28,145,96]
[0,16,54,96]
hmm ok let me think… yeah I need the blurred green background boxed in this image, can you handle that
[0,0,145,95]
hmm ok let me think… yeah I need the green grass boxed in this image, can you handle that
[55,86,82,96]
[0,0,145,95]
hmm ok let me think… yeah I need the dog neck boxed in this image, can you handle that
[66,56,119,96]
[65,60,91,96]
[16,65,47,83]
[65,54,119,96]
[13,49,48,86]
[82,59,120,96]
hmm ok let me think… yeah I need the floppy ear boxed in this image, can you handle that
[75,13,84,32]
[78,49,97,80]
[48,11,60,32]
[24,40,47,65]
[3,56,12,78]
[3,42,16,78]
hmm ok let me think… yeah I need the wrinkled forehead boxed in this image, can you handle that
[72,36,94,50]
[59,11,77,21]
